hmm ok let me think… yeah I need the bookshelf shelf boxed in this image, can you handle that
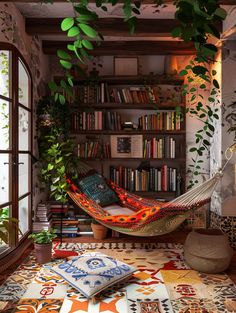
[79,157,186,162]
[72,130,186,135]
[71,102,185,110]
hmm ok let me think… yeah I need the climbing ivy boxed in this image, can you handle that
[44,0,226,193]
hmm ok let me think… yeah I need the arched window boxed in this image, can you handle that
[0,43,32,260]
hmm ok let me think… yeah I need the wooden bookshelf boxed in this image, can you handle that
[68,74,186,200]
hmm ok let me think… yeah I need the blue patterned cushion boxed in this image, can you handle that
[51,252,136,298]
[77,173,119,206]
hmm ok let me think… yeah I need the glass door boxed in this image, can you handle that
[18,58,32,238]
[0,50,12,252]
[0,44,32,257]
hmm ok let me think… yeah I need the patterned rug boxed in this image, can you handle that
[0,242,236,313]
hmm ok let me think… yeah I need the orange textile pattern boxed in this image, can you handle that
[67,179,210,236]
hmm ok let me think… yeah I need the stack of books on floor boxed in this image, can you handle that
[32,203,52,232]
[52,219,79,237]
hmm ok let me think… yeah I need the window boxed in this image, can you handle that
[0,43,32,257]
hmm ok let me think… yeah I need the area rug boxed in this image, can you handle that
[0,242,236,312]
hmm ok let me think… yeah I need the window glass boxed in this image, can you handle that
[0,153,11,205]
[0,50,11,98]
[18,196,30,236]
[18,59,30,107]
[19,107,29,151]
[0,99,11,150]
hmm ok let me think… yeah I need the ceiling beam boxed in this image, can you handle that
[26,18,184,37]
[26,18,222,37]
[2,0,235,3]
[42,40,196,55]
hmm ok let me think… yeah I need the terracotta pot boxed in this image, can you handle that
[91,223,108,240]
[34,242,52,264]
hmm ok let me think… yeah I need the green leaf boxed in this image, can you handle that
[61,17,74,31]
[192,65,208,75]
[57,50,71,60]
[203,139,210,146]
[200,84,206,89]
[179,69,188,76]
[213,79,220,89]
[59,94,65,105]
[47,164,54,170]
[67,44,75,52]
[68,26,80,37]
[82,39,93,50]
[60,60,72,69]
[214,7,227,20]
[208,97,215,102]
[189,147,197,152]
[79,23,98,38]
[171,27,182,38]
[208,124,215,132]
[48,81,57,91]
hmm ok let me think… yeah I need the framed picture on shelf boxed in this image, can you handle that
[110,135,143,158]
[114,57,139,76]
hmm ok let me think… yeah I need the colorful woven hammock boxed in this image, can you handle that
[68,172,221,236]
[67,145,235,236]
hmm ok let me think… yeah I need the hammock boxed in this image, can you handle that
[67,145,235,236]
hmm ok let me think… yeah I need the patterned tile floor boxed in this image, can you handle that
[0,242,236,313]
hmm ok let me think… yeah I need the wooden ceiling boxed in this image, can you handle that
[42,40,196,55]
[19,1,227,56]
[3,0,236,3]
[26,18,182,37]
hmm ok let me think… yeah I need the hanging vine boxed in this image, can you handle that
[42,0,226,199]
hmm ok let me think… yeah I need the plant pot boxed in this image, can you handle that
[34,242,52,264]
[91,223,108,240]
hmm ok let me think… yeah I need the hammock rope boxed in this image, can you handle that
[68,144,236,236]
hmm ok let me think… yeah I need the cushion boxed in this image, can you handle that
[77,173,119,206]
[103,204,134,216]
[51,252,136,298]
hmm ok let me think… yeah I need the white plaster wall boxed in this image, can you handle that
[0,3,50,220]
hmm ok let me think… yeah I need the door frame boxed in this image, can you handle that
[0,42,33,259]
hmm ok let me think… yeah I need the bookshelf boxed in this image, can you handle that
[68,74,186,201]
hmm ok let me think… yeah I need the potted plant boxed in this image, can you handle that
[91,220,108,240]
[0,207,22,246]
[28,229,57,264]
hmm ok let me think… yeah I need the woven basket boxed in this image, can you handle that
[184,229,233,273]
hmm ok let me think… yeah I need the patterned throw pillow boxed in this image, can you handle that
[51,252,136,298]
[77,173,119,206]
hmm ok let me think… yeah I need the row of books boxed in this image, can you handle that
[72,83,159,104]
[77,136,177,159]
[143,137,176,159]
[78,141,111,158]
[138,111,181,131]
[110,165,177,192]
[71,111,182,132]
[71,111,122,131]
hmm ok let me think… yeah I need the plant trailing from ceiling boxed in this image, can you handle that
[44,0,226,189]
[37,96,78,203]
